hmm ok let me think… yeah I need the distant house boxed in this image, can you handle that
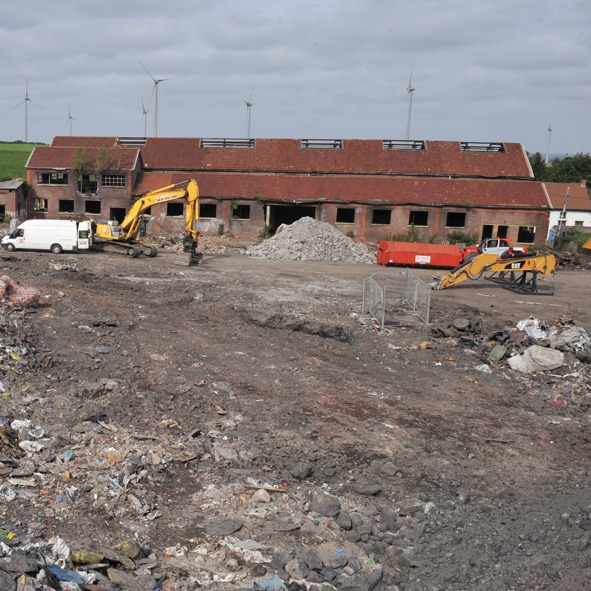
[25,136,551,245]
[0,179,27,222]
[544,181,591,241]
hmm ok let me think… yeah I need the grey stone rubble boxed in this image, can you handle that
[245,218,375,264]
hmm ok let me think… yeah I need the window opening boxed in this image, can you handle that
[301,139,343,149]
[336,208,355,224]
[409,211,428,226]
[199,203,217,218]
[167,203,184,217]
[102,175,126,187]
[33,198,48,212]
[85,201,101,214]
[78,174,98,194]
[446,212,466,228]
[372,209,392,225]
[38,172,68,185]
[59,200,75,213]
[517,226,536,243]
[232,205,251,219]
[382,140,426,151]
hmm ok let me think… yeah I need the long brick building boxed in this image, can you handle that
[24,136,552,246]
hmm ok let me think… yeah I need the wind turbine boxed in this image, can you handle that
[405,61,415,142]
[138,59,171,137]
[545,123,553,164]
[11,79,33,143]
[66,104,75,136]
[141,98,151,137]
[244,88,254,140]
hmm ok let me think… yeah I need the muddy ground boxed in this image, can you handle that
[1,243,591,591]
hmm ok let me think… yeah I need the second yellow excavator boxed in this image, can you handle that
[432,251,558,294]
[91,179,201,264]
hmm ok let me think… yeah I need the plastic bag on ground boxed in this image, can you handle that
[507,345,564,373]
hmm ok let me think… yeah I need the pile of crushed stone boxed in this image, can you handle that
[245,217,375,263]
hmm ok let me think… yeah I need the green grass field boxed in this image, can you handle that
[0,143,37,182]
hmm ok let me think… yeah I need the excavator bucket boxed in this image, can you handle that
[174,251,203,267]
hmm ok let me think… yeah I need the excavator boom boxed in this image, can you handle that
[432,252,558,294]
[92,179,200,262]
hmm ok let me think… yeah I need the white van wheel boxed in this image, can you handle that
[5,243,15,252]
[50,244,63,254]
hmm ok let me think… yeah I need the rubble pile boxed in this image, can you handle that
[245,218,375,264]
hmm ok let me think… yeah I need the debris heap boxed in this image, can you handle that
[245,217,375,264]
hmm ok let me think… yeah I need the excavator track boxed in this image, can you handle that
[91,241,143,258]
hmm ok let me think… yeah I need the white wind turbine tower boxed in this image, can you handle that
[405,61,415,141]
[141,98,151,137]
[545,123,553,164]
[66,104,75,136]
[11,79,33,143]
[244,88,254,140]
[138,59,171,137]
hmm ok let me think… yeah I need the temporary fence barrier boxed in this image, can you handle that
[362,269,432,329]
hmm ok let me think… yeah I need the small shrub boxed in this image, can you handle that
[217,223,224,236]
[258,225,271,241]
[446,230,478,245]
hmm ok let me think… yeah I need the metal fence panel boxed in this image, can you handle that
[363,270,431,329]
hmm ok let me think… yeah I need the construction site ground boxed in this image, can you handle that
[1,239,591,591]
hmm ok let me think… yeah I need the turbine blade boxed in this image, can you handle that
[138,58,156,82]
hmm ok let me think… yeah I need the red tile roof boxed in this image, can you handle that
[44,136,532,179]
[139,138,531,178]
[28,146,139,170]
[135,171,548,209]
[543,182,591,211]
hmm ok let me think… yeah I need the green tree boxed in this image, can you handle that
[528,151,591,183]
[546,153,591,183]
[528,152,548,180]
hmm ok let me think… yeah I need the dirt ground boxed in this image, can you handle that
[1,242,591,591]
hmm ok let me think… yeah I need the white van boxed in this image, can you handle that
[1,220,92,253]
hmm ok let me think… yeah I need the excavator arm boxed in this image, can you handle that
[92,179,200,260]
[432,252,558,294]
[119,179,199,241]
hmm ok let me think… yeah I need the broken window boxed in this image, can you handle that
[37,172,68,185]
[232,205,251,220]
[101,175,126,187]
[78,174,97,194]
[200,203,217,218]
[372,209,392,225]
[59,200,75,213]
[167,203,184,217]
[517,226,536,243]
[33,198,48,212]
[336,208,355,224]
[85,201,101,214]
[409,211,428,226]
[445,212,466,228]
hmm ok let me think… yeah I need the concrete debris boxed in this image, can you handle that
[245,217,375,263]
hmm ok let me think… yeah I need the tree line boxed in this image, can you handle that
[528,152,591,183]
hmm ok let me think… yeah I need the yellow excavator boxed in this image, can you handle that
[432,251,558,294]
[92,179,201,264]
[583,236,591,250]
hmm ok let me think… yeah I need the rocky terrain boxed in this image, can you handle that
[0,223,590,591]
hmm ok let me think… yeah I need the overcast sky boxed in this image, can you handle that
[1,0,589,155]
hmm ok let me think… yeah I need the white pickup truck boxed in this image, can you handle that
[463,238,528,260]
